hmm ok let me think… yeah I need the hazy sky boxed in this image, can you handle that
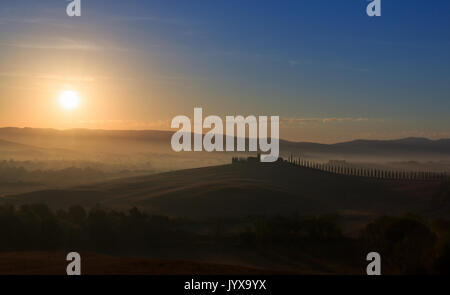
[0,0,449,143]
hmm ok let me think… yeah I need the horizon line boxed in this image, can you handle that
[0,126,449,145]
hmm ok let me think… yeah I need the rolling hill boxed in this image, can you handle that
[0,138,47,156]
[0,137,82,160]
[3,161,448,219]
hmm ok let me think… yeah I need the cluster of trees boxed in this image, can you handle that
[238,214,343,244]
[0,204,187,252]
[0,204,448,274]
[360,215,450,274]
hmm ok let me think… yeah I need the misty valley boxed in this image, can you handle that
[0,128,449,274]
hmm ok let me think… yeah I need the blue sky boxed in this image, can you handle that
[0,0,449,142]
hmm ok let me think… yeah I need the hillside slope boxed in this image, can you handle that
[3,162,447,218]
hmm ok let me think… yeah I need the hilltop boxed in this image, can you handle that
[3,161,448,219]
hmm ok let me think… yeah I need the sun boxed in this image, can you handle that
[59,90,80,110]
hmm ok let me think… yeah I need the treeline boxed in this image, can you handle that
[238,214,450,274]
[0,204,185,252]
[0,161,150,186]
[0,166,107,183]
[0,204,449,274]
[359,215,450,274]
[286,156,450,181]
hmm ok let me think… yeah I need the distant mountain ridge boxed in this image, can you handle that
[282,137,450,156]
[1,127,449,160]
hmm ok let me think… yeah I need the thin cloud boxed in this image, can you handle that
[322,117,369,123]
[77,119,172,130]
[0,72,133,83]
[281,117,371,126]
[0,17,77,29]
[288,58,370,72]
[1,42,99,51]
[110,16,191,26]
[0,38,127,52]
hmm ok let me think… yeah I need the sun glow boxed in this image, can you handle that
[59,90,80,110]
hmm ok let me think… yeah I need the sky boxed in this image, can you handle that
[0,0,449,143]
